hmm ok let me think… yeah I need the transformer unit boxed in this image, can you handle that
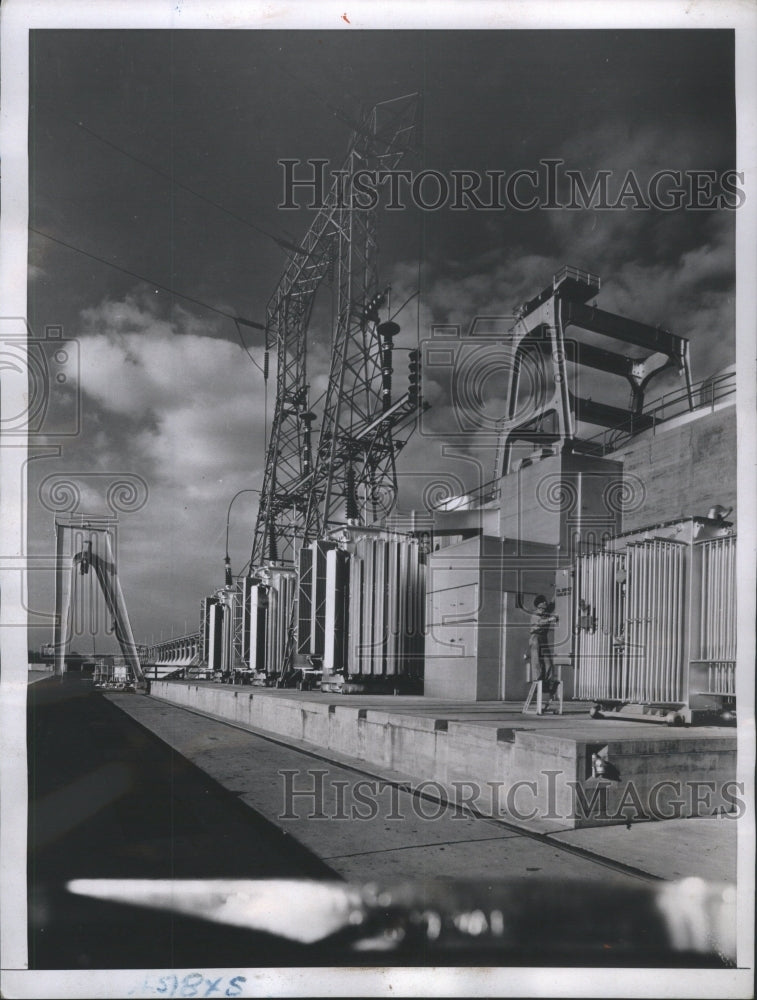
[242,575,267,673]
[257,564,297,680]
[572,516,736,724]
[201,596,224,672]
[296,540,336,660]
[229,568,298,683]
[319,527,425,693]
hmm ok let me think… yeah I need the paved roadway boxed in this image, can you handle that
[25,675,736,972]
[27,675,336,970]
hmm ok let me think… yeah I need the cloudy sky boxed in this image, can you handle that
[25,27,737,651]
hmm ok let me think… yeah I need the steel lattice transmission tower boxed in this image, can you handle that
[251,94,420,569]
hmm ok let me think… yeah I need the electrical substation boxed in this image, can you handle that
[52,95,738,828]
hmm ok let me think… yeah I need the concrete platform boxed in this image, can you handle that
[149,680,738,830]
[108,691,737,886]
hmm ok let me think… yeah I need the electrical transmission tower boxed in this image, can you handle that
[251,94,420,570]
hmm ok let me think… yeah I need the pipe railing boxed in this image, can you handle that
[439,369,736,512]
[584,368,736,455]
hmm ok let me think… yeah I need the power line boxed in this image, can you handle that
[30,226,266,334]
[272,59,436,163]
[388,288,419,324]
[233,320,266,375]
[34,101,304,257]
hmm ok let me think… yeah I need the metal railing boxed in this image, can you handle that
[553,264,601,292]
[428,370,734,513]
[586,368,736,455]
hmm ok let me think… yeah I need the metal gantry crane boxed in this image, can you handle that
[493,266,694,479]
[250,94,420,570]
[53,515,145,687]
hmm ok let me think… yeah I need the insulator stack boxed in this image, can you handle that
[377,320,400,412]
[267,528,278,563]
[408,348,421,405]
[362,288,387,326]
[300,411,316,476]
[381,345,393,411]
[345,465,359,521]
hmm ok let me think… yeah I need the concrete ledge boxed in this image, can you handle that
[149,680,738,829]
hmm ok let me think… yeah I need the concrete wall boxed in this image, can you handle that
[612,404,736,532]
[498,452,623,554]
[149,681,737,829]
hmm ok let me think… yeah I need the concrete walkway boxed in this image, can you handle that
[107,691,737,886]
[150,680,728,739]
[145,679,738,840]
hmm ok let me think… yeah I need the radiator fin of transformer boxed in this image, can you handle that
[699,535,736,695]
[266,573,295,675]
[700,536,736,662]
[575,540,687,703]
[321,536,425,679]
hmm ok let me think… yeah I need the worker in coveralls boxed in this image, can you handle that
[529,595,559,695]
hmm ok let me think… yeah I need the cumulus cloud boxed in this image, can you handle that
[545,120,736,271]
[597,212,735,380]
[25,293,273,644]
[74,294,269,492]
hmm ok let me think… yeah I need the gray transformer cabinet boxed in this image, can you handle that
[424,451,624,701]
[424,535,557,701]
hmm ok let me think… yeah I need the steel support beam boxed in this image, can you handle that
[569,393,655,431]
[570,342,639,379]
[563,300,686,362]
[493,270,692,477]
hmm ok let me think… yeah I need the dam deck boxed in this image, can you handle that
[148,679,738,830]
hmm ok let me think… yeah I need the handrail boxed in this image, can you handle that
[583,368,735,453]
[437,368,735,510]
[553,264,601,290]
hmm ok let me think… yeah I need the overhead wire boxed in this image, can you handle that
[388,288,419,324]
[38,67,427,580]
[31,99,279,570]
[270,59,363,136]
[31,226,271,515]
[33,101,304,257]
[273,62,428,334]
[29,226,265,333]
[233,320,266,375]
[269,52,438,161]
